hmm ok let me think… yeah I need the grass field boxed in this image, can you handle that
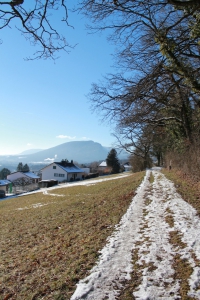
[0,172,145,300]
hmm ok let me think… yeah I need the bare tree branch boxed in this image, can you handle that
[0,0,73,59]
[167,0,200,7]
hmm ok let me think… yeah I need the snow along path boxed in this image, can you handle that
[4,173,131,200]
[71,169,200,300]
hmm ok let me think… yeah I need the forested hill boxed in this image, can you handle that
[0,141,128,166]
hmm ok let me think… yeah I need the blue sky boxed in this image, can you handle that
[0,4,117,155]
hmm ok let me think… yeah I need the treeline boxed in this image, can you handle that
[0,163,30,180]
[78,0,200,177]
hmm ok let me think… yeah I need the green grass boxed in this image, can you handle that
[0,172,145,300]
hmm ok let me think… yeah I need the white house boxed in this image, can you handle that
[98,161,112,174]
[40,161,84,182]
[98,161,107,168]
[124,162,132,172]
[7,171,40,183]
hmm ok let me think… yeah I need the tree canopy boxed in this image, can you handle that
[22,163,30,172]
[0,168,11,179]
[17,162,30,172]
[106,148,120,174]
[79,0,200,173]
[0,0,199,62]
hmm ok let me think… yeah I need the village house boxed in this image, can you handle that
[7,171,40,183]
[7,171,40,194]
[98,161,112,175]
[0,179,12,197]
[40,160,84,182]
[98,161,131,174]
[123,162,132,172]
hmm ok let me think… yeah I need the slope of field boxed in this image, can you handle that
[0,172,144,300]
[1,169,200,300]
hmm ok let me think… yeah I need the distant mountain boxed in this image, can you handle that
[19,149,43,155]
[0,141,128,167]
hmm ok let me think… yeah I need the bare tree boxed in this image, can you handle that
[167,0,200,7]
[1,0,199,63]
[0,0,73,59]
[77,0,200,173]
[90,59,198,139]
[89,53,200,171]
[113,125,154,169]
[112,0,200,9]
[78,0,200,93]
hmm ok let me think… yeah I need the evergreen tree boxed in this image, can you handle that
[17,162,30,172]
[0,168,11,179]
[17,162,23,172]
[22,164,30,172]
[106,149,120,174]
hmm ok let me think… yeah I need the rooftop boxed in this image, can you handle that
[0,180,11,186]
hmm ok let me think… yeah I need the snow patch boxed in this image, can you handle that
[71,170,200,300]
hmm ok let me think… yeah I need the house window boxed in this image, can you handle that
[54,173,65,177]
[53,166,56,169]
[59,174,65,177]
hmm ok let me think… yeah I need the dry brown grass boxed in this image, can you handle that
[117,169,200,299]
[162,168,200,216]
[169,230,194,300]
[116,182,153,300]
[163,171,199,299]
[149,171,154,184]
[0,172,144,300]
[116,247,141,300]
[164,139,200,180]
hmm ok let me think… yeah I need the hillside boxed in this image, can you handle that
[19,149,43,155]
[0,141,128,168]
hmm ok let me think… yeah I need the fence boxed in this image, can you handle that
[11,183,39,194]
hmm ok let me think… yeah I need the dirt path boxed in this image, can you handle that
[71,170,200,300]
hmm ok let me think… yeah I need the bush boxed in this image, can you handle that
[84,173,99,179]
[165,139,200,179]
[90,173,99,178]
[0,190,5,198]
